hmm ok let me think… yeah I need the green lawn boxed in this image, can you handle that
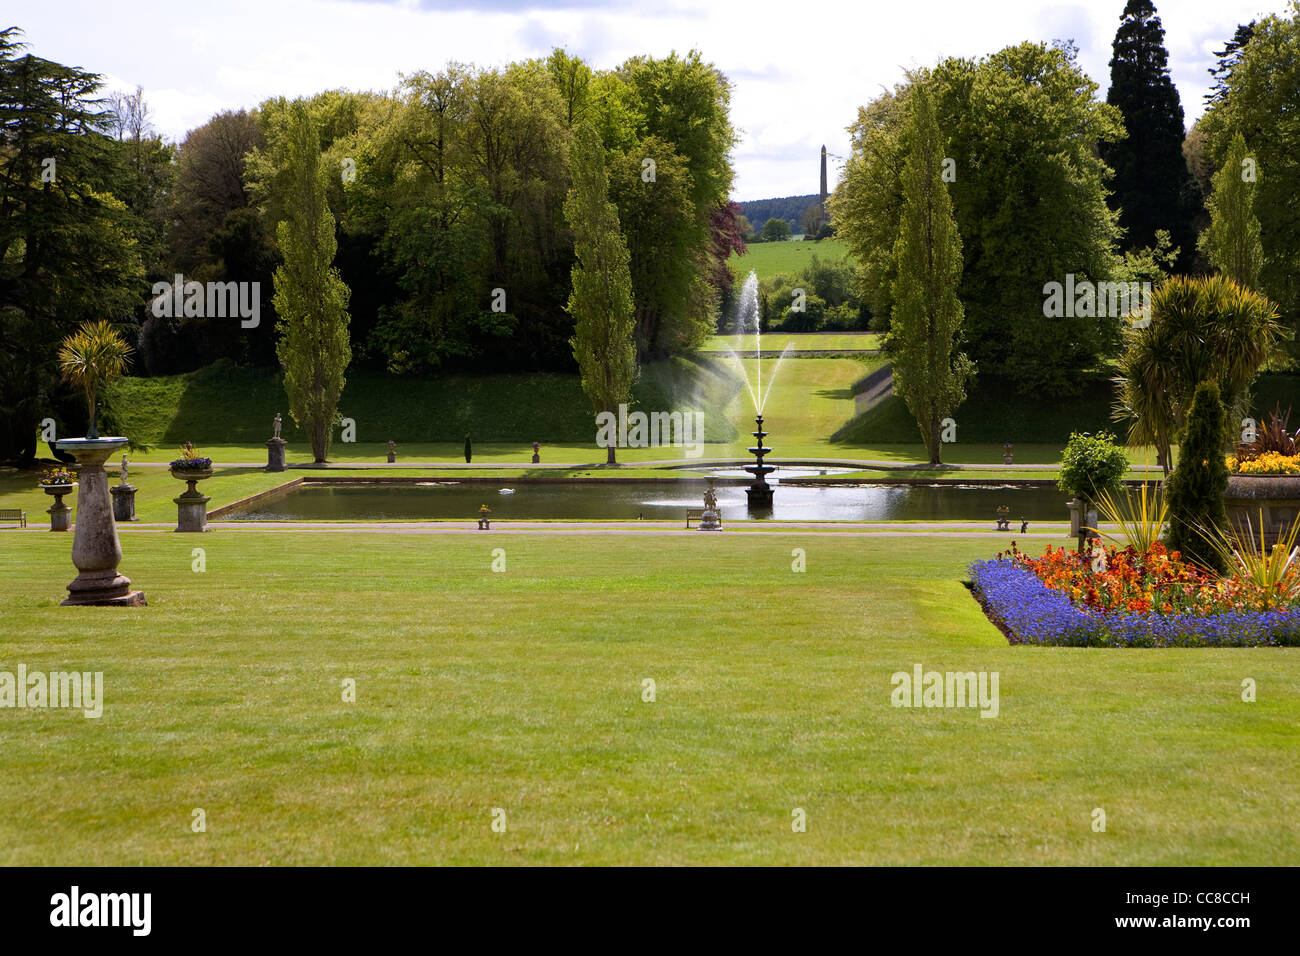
[730,238,851,281]
[702,333,880,353]
[1,531,1295,865]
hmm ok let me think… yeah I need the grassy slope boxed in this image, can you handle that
[729,239,851,281]
[103,356,744,450]
[1,531,1295,865]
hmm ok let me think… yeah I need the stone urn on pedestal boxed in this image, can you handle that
[1223,474,1300,548]
[40,468,78,532]
[170,443,213,532]
[54,437,146,606]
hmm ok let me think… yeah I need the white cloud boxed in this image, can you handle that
[15,0,1280,199]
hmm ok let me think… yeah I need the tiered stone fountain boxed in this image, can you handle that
[724,271,790,513]
[745,415,774,510]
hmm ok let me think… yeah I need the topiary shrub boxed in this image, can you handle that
[1057,431,1129,507]
[1165,380,1230,572]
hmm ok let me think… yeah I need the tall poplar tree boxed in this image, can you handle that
[272,102,352,463]
[1101,0,1198,270]
[888,87,972,466]
[1199,133,1263,288]
[564,124,637,465]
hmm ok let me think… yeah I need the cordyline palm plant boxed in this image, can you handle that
[1112,275,1286,475]
[1090,476,1168,553]
[57,321,133,440]
[1197,510,1300,609]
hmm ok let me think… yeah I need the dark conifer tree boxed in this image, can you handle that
[1101,0,1199,271]
[1165,381,1230,572]
[1205,22,1256,107]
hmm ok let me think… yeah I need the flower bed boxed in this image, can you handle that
[970,543,1300,647]
[1227,452,1300,475]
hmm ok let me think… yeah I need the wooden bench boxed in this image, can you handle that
[0,508,27,528]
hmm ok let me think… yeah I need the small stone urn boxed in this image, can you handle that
[170,464,213,532]
[54,436,146,606]
[43,482,77,532]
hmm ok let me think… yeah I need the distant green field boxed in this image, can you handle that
[729,239,852,281]
[702,333,880,352]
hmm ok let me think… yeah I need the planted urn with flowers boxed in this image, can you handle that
[39,467,78,532]
[170,442,213,484]
[1224,404,1300,547]
[170,443,213,532]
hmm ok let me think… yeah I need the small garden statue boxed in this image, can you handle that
[996,505,1011,531]
[1019,517,1028,534]
[477,504,491,530]
[120,454,129,483]
[387,439,396,463]
[273,412,282,439]
[1003,442,1014,465]
[698,478,722,531]
[532,441,540,464]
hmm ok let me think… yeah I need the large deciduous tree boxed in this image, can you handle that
[888,87,973,466]
[564,125,637,465]
[271,102,352,463]
[834,44,1124,395]
[1101,0,1199,271]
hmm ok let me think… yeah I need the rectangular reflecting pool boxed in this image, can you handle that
[220,480,1070,522]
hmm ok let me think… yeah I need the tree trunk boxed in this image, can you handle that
[606,445,616,465]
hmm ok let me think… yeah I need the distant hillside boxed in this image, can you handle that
[738,194,819,232]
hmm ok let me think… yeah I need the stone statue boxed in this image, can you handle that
[120,454,129,483]
[698,478,722,531]
[273,413,282,439]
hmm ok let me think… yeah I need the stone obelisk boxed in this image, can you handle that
[819,145,828,229]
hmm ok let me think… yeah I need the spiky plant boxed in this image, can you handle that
[57,320,133,440]
[1112,275,1285,475]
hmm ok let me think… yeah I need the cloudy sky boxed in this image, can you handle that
[12,0,1279,200]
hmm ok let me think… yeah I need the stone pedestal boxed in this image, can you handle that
[698,508,722,531]
[54,437,145,607]
[1067,498,1082,536]
[173,474,211,532]
[43,485,74,532]
[267,437,287,472]
[111,483,137,521]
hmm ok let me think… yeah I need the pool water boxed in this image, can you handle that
[222,481,1068,523]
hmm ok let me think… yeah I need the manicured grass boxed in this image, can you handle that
[702,333,880,353]
[1,531,1296,865]
[729,238,852,281]
[101,355,743,449]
